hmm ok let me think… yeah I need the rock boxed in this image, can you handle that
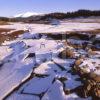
[75,59,83,66]
[94,86,100,98]
[89,73,100,82]
[87,48,96,56]
[26,53,36,58]
[92,39,100,50]
[58,49,75,59]
[73,57,100,99]
[0,61,3,67]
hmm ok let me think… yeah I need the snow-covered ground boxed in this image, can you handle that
[0,35,65,99]
[0,22,100,100]
[0,21,100,33]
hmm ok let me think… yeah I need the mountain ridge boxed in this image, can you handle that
[0,9,100,23]
[14,12,43,18]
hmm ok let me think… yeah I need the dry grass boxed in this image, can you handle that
[79,29,100,35]
[67,29,100,35]
[0,29,25,44]
[0,21,10,25]
[10,30,25,37]
[0,28,13,33]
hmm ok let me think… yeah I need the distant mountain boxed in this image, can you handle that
[0,10,100,24]
[14,12,43,18]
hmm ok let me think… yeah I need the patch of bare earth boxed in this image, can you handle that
[0,21,10,25]
[0,29,25,44]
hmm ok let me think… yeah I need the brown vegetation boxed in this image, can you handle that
[0,21,10,25]
[0,28,13,33]
[0,29,25,44]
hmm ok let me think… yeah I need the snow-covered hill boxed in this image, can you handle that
[14,12,42,18]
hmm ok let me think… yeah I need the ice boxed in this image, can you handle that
[34,61,61,75]
[67,39,88,45]
[0,21,99,99]
[7,92,39,100]
[64,73,82,90]
[42,80,66,100]
[20,32,41,39]
[21,76,54,94]
[65,93,92,100]
[0,46,12,61]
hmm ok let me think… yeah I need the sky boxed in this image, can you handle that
[0,0,100,17]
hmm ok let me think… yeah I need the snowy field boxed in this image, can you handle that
[0,21,100,100]
[0,21,100,33]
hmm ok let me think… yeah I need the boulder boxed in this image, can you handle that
[58,49,75,59]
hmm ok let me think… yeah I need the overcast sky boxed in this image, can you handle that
[0,0,100,17]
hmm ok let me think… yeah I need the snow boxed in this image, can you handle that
[7,92,39,100]
[67,39,89,45]
[0,35,63,99]
[0,56,36,99]
[0,41,37,99]
[53,58,75,70]
[64,93,92,100]
[79,58,100,75]
[20,32,35,39]
[20,76,54,94]
[0,22,100,33]
[14,12,42,18]
[64,73,82,90]
[42,80,66,100]
[0,46,12,61]
[42,80,90,100]
[96,34,100,39]
[0,21,99,99]
[34,61,61,75]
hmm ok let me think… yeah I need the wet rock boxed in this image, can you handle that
[92,39,100,50]
[0,61,3,67]
[57,76,67,82]
[67,33,90,40]
[26,53,36,58]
